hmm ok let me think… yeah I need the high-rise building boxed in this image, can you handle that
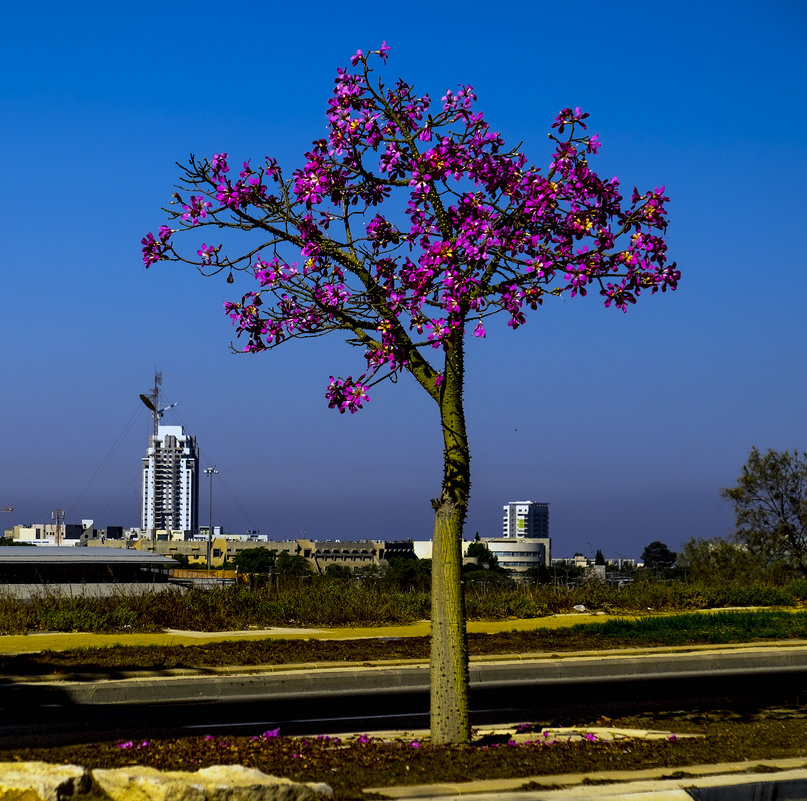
[502,500,549,539]
[141,425,199,535]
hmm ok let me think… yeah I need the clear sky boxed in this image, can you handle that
[2,0,804,560]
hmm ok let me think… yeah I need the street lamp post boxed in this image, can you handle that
[204,467,218,569]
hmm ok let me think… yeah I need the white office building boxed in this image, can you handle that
[141,425,199,535]
[482,500,551,575]
[502,500,549,539]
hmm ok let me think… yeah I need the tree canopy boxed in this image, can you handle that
[143,43,677,745]
[232,547,276,573]
[465,539,501,570]
[721,447,807,572]
[143,44,677,412]
[677,536,789,585]
[641,540,677,572]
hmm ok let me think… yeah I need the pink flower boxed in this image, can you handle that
[210,153,229,178]
[141,232,166,267]
[145,44,676,425]
[326,375,370,414]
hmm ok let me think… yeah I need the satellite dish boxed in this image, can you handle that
[139,393,157,412]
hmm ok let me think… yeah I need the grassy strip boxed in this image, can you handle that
[3,580,807,635]
[575,609,807,644]
[4,610,807,676]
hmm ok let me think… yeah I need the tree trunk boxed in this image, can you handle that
[430,339,471,745]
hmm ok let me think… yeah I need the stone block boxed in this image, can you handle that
[91,765,332,801]
[0,762,91,801]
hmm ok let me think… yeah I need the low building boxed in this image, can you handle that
[0,546,177,597]
[308,540,385,573]
[412,540,433,560]
[384,540,417,561]
[130,536,387,572]
[483,537,551,575]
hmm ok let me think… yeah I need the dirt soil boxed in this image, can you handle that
[5,708,807,800]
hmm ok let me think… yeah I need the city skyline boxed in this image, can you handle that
[2,1,804,560]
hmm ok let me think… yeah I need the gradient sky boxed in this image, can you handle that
[2,1,804,560]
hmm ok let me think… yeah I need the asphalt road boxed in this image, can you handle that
[4,645,807,747]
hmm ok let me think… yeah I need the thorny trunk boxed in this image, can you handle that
[430,338,471,745]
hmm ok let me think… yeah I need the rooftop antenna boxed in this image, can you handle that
[139,370,178,437]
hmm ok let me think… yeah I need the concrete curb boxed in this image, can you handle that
[366,758,807,800]
[6,640,807,683]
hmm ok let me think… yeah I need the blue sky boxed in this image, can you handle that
[1,0,804,559]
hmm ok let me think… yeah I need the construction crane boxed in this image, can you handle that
[139,371,179,437]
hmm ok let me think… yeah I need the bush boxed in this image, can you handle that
[2,570,806,635]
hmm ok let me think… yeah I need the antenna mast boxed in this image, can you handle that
[139,371,162,437]
[139,371,178,436]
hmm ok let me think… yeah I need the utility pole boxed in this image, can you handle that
[204,466,218,569]
[52,509,64,546]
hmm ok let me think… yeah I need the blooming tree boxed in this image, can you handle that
[143,43,678,744]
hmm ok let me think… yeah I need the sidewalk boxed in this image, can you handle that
[367,758,807,799]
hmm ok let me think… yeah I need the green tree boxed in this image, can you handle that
[275,551,313,576]
[677,537,787,585]
[594,549,606,566]
[641,541,677,572]
[523,564,552,584]
[465,539,501,571]
[721,447,807,572]
[324,563,353,579]
[386,557,431,590]
[353,563,383,580]
[233,547,277,573]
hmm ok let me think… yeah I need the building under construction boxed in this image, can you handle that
[140,373,199,537]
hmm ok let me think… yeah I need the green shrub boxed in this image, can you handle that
[3,571,807,635]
